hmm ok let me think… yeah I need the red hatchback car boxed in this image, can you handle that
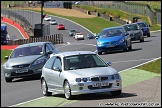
[57,24,65,30]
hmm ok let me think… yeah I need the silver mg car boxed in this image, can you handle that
[41,51,122,99]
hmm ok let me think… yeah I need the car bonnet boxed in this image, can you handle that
[64,66,118,78]
[6,55,43,66]
[127,30,141,34]
[98,35,124,42]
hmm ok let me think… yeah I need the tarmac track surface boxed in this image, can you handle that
[1,10,161,107]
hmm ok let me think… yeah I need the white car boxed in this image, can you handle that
[49,19,57,25]
[74,32,84,40]
[41,51,122,99]
[44,16,51,21]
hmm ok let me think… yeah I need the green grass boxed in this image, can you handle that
[136,58,161,74]
[1,50,12,64]
[73,5,161,30]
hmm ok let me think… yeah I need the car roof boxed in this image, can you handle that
[103,26,122,31]
[52,51,95,57]
[15,42,51,49]
[135,22,146,24]
[123,23,138,26]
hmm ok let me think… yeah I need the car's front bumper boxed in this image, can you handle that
[3,63,45,78]
[143,31,150,36]
[130,34,141,41]
[70,79,122,95]
[97,43,126,53]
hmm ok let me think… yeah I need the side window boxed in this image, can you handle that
[45,44,51,53]
[46,43,53,51]
[53,57,62,70]
[123,27,127,34]
[49,43,58,53]
[44,56,56,69]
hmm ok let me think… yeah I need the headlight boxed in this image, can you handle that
[97,41,102,46]
[111,74,120,79]
[118,38,125,44]
[75,77,90,82]
[82,78,88,82]
[76,78,81,82]
[114,74,120,79]
[3,63,12,69]
[32,59,46,66]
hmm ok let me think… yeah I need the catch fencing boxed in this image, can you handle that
[1,9,34,37]
[85,1,161,25]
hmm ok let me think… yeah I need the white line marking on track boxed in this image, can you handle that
[9,97,45,107]
[112,58,159,63]
[119,57,161,73]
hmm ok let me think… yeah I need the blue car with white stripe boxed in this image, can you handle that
[97,26,132,55]
[136,22,150,37]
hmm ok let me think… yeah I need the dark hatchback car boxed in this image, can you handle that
[123,23,144,42]
[2,42,58,82]
[136,22,150,37]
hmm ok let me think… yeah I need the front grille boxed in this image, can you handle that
[88,83,112,90]
[101,76,108,81]
[105,41,116,45]
[11,70,34,76]
[91,77,99,81]
[91,76,108,81]
[12,64,30,68]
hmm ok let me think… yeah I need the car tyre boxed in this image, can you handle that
[140,37,144,42]
[128,43,132,51]
[41,79,52,96]
[123,43,129,52]
[98,52,102,55]
[64,80,73,100]
[147,33,150,37]
[5,77,12,82]
[111,90,122,96]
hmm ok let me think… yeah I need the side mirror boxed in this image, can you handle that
[148,24,150,27]
[107,62,112,66]
[5,56,9,59]
[53,67,62,72]
[46,50,52,55]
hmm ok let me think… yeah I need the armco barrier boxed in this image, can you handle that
[7,34,63,45]
[1,17,29,39]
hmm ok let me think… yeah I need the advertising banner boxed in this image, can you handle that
[44,2,63,8]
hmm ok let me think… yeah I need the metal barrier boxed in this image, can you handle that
[82,1,160,25]
[8,34,63,45]
[154,9,161,25]
[1,9,34,37]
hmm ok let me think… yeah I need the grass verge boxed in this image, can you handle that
[1,50,12,64]
[136,58,161,74]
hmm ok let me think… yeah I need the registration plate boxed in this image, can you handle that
[93,82,109,87]
[106,45,115,48]
[16,69,28,73]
